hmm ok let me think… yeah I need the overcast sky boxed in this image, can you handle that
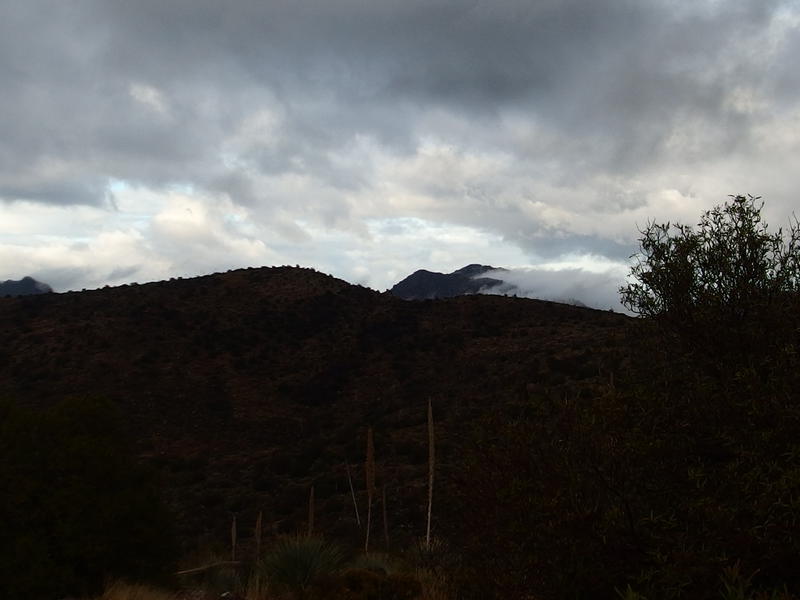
[2,0,799,308]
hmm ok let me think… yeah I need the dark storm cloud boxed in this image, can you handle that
[1,0,798,272]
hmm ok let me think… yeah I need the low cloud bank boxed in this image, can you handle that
[481,267,630,312]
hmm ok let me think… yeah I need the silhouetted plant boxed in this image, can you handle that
[620,194,800,372]
[257,535,345,598]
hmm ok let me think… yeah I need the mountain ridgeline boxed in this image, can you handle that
[390,264,513,299]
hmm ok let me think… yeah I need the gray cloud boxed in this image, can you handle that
[1,0,799,290]
[482,267,630,312]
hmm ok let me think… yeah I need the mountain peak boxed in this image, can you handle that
[390,264,509,300]
[0,276,53,296]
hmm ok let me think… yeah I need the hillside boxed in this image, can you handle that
[0,266,630,552]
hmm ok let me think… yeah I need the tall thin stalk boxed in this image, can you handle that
[365,427,376,554]
[307,485,315,537]
[382,485,390,550]
[345,459,361,527]
[252,511,264,600]
[255,511,263,562]
[231,514,238,562]
[426,399,435,550]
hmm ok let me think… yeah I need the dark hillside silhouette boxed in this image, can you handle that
[0,266,628,558]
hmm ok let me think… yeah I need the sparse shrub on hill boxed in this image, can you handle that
[0,397,178,600]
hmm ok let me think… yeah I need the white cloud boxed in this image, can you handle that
[483,265,630,312]
[129,82,171,116]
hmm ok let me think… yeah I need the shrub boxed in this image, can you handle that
[258,535,346,598]
[621,195,800,317]
[620,194,800,372]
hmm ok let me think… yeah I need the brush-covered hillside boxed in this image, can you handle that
[0,266,629,552]
[5,197,800,600]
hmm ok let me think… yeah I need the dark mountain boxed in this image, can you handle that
[390,264,515,299]
[0,276,52,296]
[0,266,629,553]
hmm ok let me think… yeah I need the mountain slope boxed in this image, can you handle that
[390,264,513,299]
[0,266,630,551]
[0,276,52,296]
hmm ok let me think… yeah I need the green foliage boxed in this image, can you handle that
[620,194,800,370]
[258,535,346,598]
[255,539,423,600]
[617,585,648,600]
[0,397,178,600]
[621,194,800,320]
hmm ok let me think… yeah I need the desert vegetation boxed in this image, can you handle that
[1,195,799,599]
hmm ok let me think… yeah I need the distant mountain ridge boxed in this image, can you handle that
[0,276,52,296]
[389,264,515,299]
[391,264,595,307]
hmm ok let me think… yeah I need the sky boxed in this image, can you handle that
[2,0,800,309]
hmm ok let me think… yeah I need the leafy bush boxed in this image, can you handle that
[0,397,178,599]
[620,194,800,372]
[621,195,800,317]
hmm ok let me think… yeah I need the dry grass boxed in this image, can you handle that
[415,567,452,600]
[92,581,179,600]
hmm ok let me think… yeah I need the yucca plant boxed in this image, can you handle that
[258,535,345,598]
[615,584,647,600]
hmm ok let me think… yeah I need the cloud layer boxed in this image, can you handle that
[2,1,800,294]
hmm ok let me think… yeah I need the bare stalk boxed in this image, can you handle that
[307,485,315,537]
[382,485,390,550]
[365,427,376,553]
[255,511,262,563]
[231,514,237,562]
[426,398,435,550]
[345,459,361,527]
